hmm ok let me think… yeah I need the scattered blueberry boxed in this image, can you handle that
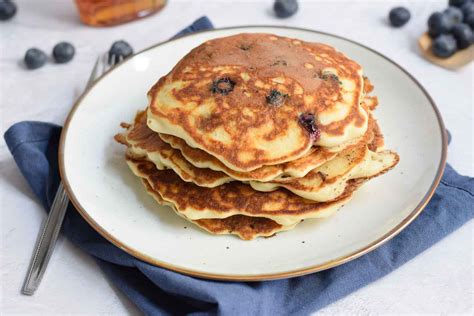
[432,34,458,58]
[449,0,469,8]
[428,12,454,37]
[464,12,474,29]
[24,48,47,70]
[273,0,298,19]
[460,1,474,18]
[108,40,133,64]
[266,89,288,106]
[444,6,464,25]
[389,7,411,27]
[298,113,320,141]
[211,77,235,95]
[0,0,16,21]
[52,42,75,64]
[424,2,473,56]
[451,23,473,48]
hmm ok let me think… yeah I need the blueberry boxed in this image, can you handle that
[298,113,320,141]
[211,77,235,95]
[319,71,342,84]
[428,12,454,38]
[452,23,473,49]
[108,40,133,64]
[464,12,474,29]
[460,1,474,18]
[52,42,75,64]
[444,6,464,25]
[24,48,47,70]
[266,89,288,106]
[273,0,298,19]
[389,7,411,27]
[432,34,458,58]
[0,0,17,21]
[449,0,469,8]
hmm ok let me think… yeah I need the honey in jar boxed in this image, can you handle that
[74,0,166,27]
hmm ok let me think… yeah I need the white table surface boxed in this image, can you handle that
[1,0,472,314]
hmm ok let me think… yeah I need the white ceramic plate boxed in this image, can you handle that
[60,26,447,281]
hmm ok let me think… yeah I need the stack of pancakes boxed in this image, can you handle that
[115,33,399,240]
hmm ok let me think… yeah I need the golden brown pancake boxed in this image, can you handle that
[114,33,399,240]
[141,179,292,240]
[250,146,399,202]
[122,109,377,184]
[116,109,398,202]
[147,33,368,171]
[125,157,362,226]
[117,110,394,202]
[248,116,394,201]
[158,102,377,181]
[118,111,231,187]
[158,133,335,182]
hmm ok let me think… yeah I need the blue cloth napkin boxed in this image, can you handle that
[4,17,474,315]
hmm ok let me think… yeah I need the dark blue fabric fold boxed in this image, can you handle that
[4,17,473,315]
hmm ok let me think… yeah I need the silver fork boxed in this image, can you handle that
[22,53,124,296]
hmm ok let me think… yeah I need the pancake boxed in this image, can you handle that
[123,108,375,183]
[249,146,399,202]
[117,110,394,203]
[118,111,231,187]
[130,131,397,202]
[194,216,295,240]
[122,130,397,202]
[159,97,376,181]
[147,33,368,172]
[123,121,397,201]
[248,118,397,201]
[158,133,336,182]
[126,157,362,226]
[141,179,294,240]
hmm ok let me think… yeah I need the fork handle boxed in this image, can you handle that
[22,182,69,295]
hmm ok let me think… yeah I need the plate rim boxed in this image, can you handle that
[58,25,448,281]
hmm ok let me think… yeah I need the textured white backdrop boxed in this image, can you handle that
[1,0,472,314]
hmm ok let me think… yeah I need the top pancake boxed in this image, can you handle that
[147,33,368,172]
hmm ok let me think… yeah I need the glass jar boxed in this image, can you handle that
[74,0,166,27]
